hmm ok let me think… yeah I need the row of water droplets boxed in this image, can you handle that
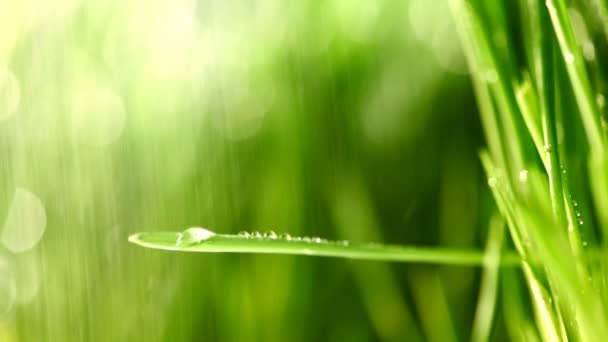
[568,194,589,248]
[174,227,352,247]
[237,231,349,246]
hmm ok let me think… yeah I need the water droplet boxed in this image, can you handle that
[578,220,584,225]
[573,200,578,207]
[177,227,215,246]
[583,42,596,61]
[484,69,498,83]
[576,212,582,218]
[280,233,292,241]
[519,170,529,182]
[544,144,553,153]
[565,52,575,64]
[488,177,498,187]
[253,231,262,239]
[302,237,312,243]
[338,240,350,246]
[312,237,322,243]
[267,231,278,239]
[583,241,588,247]
[238,231,251,238]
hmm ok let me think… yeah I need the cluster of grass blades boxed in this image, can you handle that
[129,0,608,340]
[450,0,608,340]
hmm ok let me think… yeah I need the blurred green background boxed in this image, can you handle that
[0,0,494,341]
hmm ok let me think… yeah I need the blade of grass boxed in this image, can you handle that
[515,77,547,168]
[546,0,606,154]
[471,213,506,342]
[410,270,459,342]
[448,0,508,171]
[329,174,422,341]
[128,228,522,267]
[502,270,542,342]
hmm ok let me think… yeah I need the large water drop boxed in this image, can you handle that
[176,227,215,247]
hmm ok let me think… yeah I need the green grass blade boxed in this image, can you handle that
[546,0,606,154]
[471,214,506,342]
[128,228,522,266]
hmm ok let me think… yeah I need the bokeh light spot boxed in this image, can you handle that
[1,188,47,253]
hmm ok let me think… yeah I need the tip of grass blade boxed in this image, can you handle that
[128,231,183,251]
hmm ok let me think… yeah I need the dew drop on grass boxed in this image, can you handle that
[280,233,292,241]
[267,231,278,240]
[488,177,498,187]
[565,52,575,64]
[519,170,529,182]
[483,69,498,83]
[176,227,215,247]
[576,211,581,218]
[253,231,262,239]
[544,144,553,153]
[578,220,584,226]
[238,231,251,239]
[573,200,578,207]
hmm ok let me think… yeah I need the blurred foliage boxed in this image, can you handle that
[0,0,490,341]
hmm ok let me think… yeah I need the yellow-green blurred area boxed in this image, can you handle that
[0,0,489,341]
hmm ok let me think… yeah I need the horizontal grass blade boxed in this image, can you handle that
[128,227,522,266]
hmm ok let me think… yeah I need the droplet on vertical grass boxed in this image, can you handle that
[544,144,553,153]
[565,52,575,64]
[519,170,529,182]
[176,227,215,247]
[483,69,498,83]
[488,177,498,187]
